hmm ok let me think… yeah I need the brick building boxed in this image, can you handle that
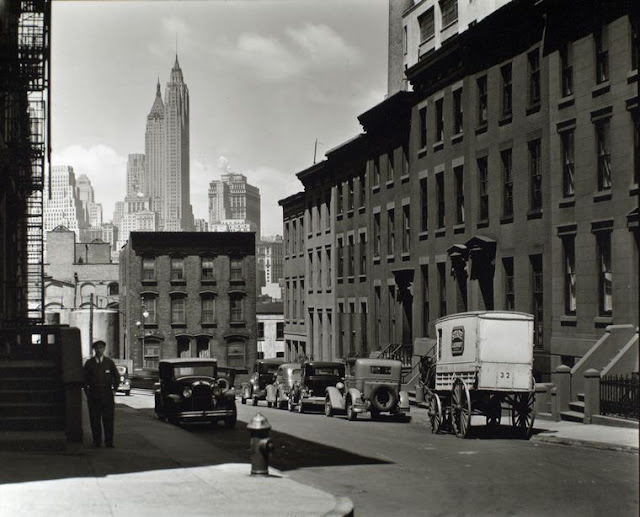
[119,231,256,370]
[280,0,638,380]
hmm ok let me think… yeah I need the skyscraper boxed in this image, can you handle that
[43,165,86,238]
[208,173,261,234]
[126,154,145,198]
[145,80,165,223]
[163,56,193,231]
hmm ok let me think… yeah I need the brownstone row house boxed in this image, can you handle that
[120,232,257,370]
[280,0,639,381]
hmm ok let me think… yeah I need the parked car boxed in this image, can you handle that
[116,365,131,396]
[325,358,410,420]
[289,361,345,413]
[154,358,237,428]
[265,362,302,409]
[241,358,283,406]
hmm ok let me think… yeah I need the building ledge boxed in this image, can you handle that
[558,95,575,110]
[559,197,575,208]
[498,115,512,126]
[560,315,577,327]
[592,82,610,98]
[593,191,612,203]
[526,102,541,116]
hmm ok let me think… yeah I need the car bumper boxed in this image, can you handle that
[175,409,235,420]
[300,396,325,406]
[117,383,130,392]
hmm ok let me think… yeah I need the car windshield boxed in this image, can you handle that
[174,365,216,378]
[259,363,280,374]
[311,367,343,377]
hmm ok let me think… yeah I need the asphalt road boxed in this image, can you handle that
[121,390,639,517]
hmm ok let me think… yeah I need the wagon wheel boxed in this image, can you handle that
[451,380,471,438]
[486,396,502,430]
[510,391,535,439]
[427,391,442,434]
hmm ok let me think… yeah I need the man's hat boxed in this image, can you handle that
[92,340,106,349]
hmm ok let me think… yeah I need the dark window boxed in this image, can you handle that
[560,43,573,97]
[501,64,512,117]
[347,178,354,211]
[453,88,463,134]
[595,25,609,84]
[308,252,314,289]
[596,231,613,315]
[230,258,243,280]
[530,254,543,348]
[230,295,244,322]
[436,172,445,229]
[420,178,428,232]
[143,344,159,370]
[529,139,542,211]
[561,131,575,197]
[402,204,411,253]
[201,257,215,280]
[503,257,514,310]
[563,236,576,315]
[359,233,367,276]
[596,119,611,190]
[373,155,381,186]
[257,322,264,339]
[437,262,447,317]
[201,296,215,323]
[326,248,332,287]
[402,145,409,176]
[418,8,435,41]
[142,295,157,325]
[435,98,444,142]
[337,238,344,278]
[375,286,382,345]
[419,106,428,149]
[276,322,284,339]
[440,0,458,27]
[387,208,395,254]
[421,265,430,336]
[170,258,184,281]
[501,149,513,218]
[634,114,640,185]
[171,297,186,324]
[477,76,487,126]
[374,213,381,256]
[142,257,155,281]
[388,149,395,183]
[337,183,344,215]
[454,166,464,224]
[388,286,396,344]
[107,282,119,296]
[347,234,354,277]
[359,169,366,208]
[528,49,541,106]
[477,157,489,221]
[632,19,640,71]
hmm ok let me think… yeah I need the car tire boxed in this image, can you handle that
[325,397,334,417]
[125,390,131,396]
[288,398,295,412]
[224,414,237,429]
[370,409,380,421]
[252,397,258,406]
[241,397,246,405]
[370,385,397,413]
[297,400,304,414]
[267,401,272,408]
[274,395,280,409]
[346,398,357,421]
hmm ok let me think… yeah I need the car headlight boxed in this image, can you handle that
[182,387,192,398]
[120,376,125,382]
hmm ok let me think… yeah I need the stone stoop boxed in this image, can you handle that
[0,359,67,451]
[561,392,585,423]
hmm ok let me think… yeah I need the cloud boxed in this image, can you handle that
[211,24,362,83]
[51,144,127,222]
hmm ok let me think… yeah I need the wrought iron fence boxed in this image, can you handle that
[600,373,639,421]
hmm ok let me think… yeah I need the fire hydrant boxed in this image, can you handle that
[247,412,274,476]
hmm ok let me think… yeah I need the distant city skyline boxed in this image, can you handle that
[50,0,388,236]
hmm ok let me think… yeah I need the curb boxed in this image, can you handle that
[532,434,639,454]
[323,496,354,517]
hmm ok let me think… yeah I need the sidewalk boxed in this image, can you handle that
[0,401,353,517]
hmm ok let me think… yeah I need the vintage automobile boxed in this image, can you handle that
[241,358,283,406]
[116,365,131,396]
[265,362,301,409]
[289,361,345,413]
[154,358,237,428]
[325,358,410,420]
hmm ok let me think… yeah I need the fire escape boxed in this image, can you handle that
[12,0,50,324]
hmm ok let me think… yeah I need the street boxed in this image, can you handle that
[120,390,639,516]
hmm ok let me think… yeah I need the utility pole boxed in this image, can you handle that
[89,292,94,348]
[313,138,318,164]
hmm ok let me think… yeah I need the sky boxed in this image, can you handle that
[51,0,389,237]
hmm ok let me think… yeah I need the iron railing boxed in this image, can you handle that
[600,373,639,421]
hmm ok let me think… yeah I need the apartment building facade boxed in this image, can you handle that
[119,232,256,370]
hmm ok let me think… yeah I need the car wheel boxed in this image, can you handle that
[267,401,273,408]
[346,398,357,421]
[252,397,258,406]
[274,395,280,409]
[370,409,380,421]
[324,397,333,417]
[125,390,131,396]
[297,399,304,414]
[241,397,246,405]
[224,414,237,429]
[288,398,295,412]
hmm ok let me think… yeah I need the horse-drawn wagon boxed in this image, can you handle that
[424,311,536,438]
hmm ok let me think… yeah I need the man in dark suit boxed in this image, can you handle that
[84,340,119,447]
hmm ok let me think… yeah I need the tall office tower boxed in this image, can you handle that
[43,165,86,238]
[76,173,103,227]
[145,79,165,224]
[126,154,146,197]
[163,55,193,231]
[208,179,230,226]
